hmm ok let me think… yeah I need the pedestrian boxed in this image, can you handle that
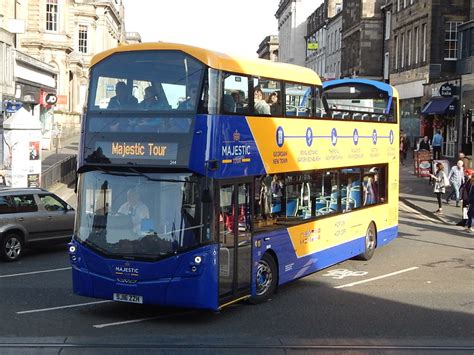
[446,160,465,207]
[431,130,443,160]
[458,172,474,227]
[464,174,474,233]
[429,162,448,214]
[418,136,431,151]
[399,135,406,166]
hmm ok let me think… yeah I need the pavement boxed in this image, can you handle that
[40,138,464,227]
[41,135,79,208]
[399,151,464,226]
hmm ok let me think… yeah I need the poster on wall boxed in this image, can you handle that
[29,141,40,160]
[27,173,40,188]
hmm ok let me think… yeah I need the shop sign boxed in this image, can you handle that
[5,102,22,113]
[439,83,454,97]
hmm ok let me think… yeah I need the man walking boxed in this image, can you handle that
[446,160,465,207]
[432,130,443,160]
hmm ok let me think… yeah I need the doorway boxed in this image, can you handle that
[218,181,252,303]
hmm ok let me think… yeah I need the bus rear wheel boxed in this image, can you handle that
[358,222,376,261]
[250,253,277,304]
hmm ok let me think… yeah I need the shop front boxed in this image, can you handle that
[421,81,459,158]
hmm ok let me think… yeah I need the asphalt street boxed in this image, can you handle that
[0,204,472,354]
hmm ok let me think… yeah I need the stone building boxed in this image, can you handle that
[389,0,470,158]
[305,0,342,80]
[341,0,385,79]
[275,0,321,66]
[257,35,279,61]
[1,0,126,144]
[457,17,473,156]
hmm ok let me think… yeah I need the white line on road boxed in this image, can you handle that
[93,311,195,329]
[0,267,71,279]
[17,300,112,314]
[334,266,419,289]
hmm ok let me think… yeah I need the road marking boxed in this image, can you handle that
[323,269,368,280]
[17,300,112,314]
[334,266,419,289]
[0,267,71,279]
[93,311,195,329]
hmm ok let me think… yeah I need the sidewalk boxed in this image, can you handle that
[41,135,79,207]
[399,152,463,226]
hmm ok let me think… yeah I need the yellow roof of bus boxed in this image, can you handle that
[90,42,322,86]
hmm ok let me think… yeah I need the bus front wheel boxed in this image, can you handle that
[358,222,376,261]
[250,253,277,304]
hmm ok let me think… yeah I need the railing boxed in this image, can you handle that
[41,155,77,191]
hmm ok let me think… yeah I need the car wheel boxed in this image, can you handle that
[249,253,278,304]
[1,233,24,262]
[357,222,376,261]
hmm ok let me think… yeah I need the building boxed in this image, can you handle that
[275,0,321,66]
[1,0,126,146]
[257,35,279,61]
[341,0,385,79]
[305,0,342,80]
[389,0,470,158]
[325,5,343,80]
[457,18,474,156]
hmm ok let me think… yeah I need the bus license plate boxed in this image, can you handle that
[113,293,143,304]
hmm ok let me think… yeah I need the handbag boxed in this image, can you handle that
[463,207,468,220]
[442,173,450,187]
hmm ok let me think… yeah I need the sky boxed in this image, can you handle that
[121,0,279,58]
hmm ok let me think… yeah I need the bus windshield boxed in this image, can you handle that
[87,50,205,112]
[75,170,210,260]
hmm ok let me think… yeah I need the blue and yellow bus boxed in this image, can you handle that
[68,43,399,310]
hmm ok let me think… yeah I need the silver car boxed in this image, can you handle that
[0,187,75,261]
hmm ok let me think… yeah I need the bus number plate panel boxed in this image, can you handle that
[113,293,143,304]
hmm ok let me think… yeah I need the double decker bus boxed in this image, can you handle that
[69,43,399,310]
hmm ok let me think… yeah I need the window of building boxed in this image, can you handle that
[422,24,427,62]
[461,27,474,59]
[394,36,399,70]
[384,52,389,80]
[445,22,461,60]
[385,11,391,40]
[401,33,405,68]
[79,25,88,53]
[414,27,419,64]
[46,0,58,32]
[397,0,401,12]
[403,0,408,8]
[407,30,412,66]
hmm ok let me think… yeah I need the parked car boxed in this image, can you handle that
[0,187,75,261]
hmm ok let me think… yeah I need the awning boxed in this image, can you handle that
[421,97,456,116]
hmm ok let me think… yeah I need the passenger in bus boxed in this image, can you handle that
[178,86,199,110]
[139,86,167,110]
[117,188,150,236]
[267,92,282,116]
[107,81,138,110]
[254,87,271,115]
[363,174,376,206]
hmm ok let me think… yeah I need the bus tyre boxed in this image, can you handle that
[250,253,277,304]
[358,222,376,261]
[1,233,24,262]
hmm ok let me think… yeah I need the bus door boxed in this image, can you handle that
[218,181,252,303]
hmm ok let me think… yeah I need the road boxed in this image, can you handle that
[0,204,473,354]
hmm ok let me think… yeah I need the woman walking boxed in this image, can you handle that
[464,174,474,232]
[429,162,448,214]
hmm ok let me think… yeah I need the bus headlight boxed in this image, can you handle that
[69,245,77,253]
[194,256,202,264]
